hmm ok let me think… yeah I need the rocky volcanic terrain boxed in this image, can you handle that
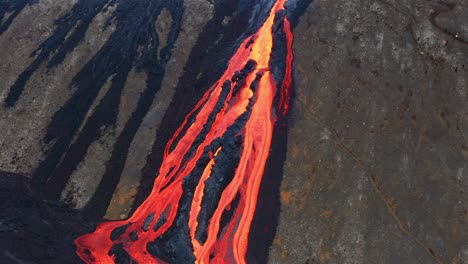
[0,0,466,263]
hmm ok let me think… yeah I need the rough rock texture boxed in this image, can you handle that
[104,1,215,219]
[269,0,467,263]
[0,0,466,263]
[0,0,214,220]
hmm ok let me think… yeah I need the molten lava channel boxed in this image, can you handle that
[75,0,294,263]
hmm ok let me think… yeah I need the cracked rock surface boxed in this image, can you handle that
[269,1,467,263]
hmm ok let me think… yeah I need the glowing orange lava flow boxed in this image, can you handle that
[75,0,293,263]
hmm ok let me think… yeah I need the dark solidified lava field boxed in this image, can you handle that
[0,0,467,263]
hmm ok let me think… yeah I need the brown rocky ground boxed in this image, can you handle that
[0,0,466,263]
[269,1,467,263]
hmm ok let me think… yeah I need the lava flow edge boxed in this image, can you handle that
[75,0,295,263]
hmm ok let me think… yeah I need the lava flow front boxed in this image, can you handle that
[75,0,294,263]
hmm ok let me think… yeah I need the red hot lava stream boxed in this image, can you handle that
[75,0,293,263]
